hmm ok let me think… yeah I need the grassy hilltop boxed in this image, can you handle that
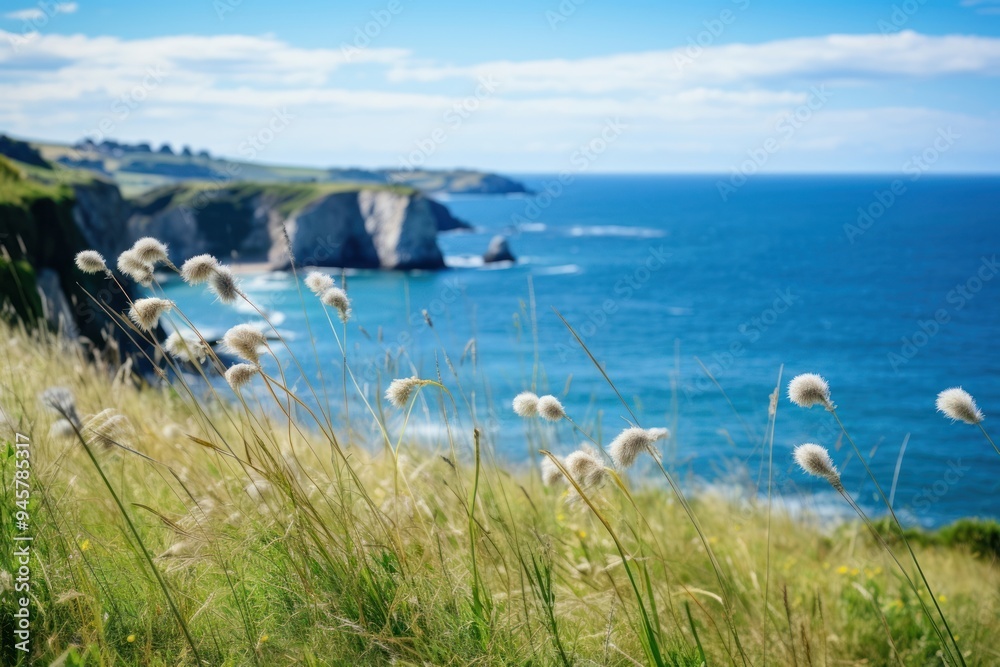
[0,256,998,666]
[28,137,529,199]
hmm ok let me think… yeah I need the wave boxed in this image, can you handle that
[240,275,292,292]
[397,420,478,445]
[233,300,259,314]
[445,255,484,269]
[445,255,517,270]
[534,264,582,276]
[566,225,666,238]
[518,222,547,233]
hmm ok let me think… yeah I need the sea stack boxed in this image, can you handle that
[483,235,516,263]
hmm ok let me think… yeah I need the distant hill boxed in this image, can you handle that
[14,136,529,198]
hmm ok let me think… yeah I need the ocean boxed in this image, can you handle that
[159,174,1000,528]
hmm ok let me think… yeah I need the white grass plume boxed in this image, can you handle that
[74,250,107,275]
[225,363,260,391]
[537,395,566,422]
[208,266,241,304]
[540,456,564,486]
[116,250,154,286]
[320,287,351,323]
[180,254,219,285]
[85,409,132,448]
[788,373,832,409]
[793,443,843,491]
[164,331,209,364]
[40,386,80,427]
[131,237,170,266]
[222,324,267,363]
[512,391,539,418]
[385,377,427,408]
[565,447,607,489]
[608,426,669,469]
[936,387,984,425]
[49,418,77,439]
[128,298,173,332]
[305,271,335,296]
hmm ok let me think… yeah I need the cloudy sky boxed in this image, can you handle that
[1,0,998,172]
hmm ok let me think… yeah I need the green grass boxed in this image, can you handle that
[132,180,419,219]
[29,137,524,197]
[874,517,1000,560]
[0,261,998,666]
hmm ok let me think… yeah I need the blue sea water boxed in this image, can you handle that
[160,174,1000,528]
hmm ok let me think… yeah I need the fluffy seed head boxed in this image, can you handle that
[512,391,539,418]
[164,331,209,364]
[540,456,564,486]
[75,250,107,274]
[128,297,173,332]
[117,250,154,286]
[793,443,842,491]
[40,386,76,416]
[208,266,240,304]
[225,363,260,391]
[385,377,424,408]
[40,387,81,429]
[564,447,607,489]
[244,478,273,504]
[305,271,335,296]
[936,387,984,425]
[788,373,832,409]
[609,426,670,469]
[320,287,351,322]
[86,409,131,448]
[131,237,170,265]
[49,418,77,439]
[180,254,219,285]
[222,324,267,363]
[537,395,566,422]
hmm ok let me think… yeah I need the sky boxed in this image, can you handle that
[0,0,998,173]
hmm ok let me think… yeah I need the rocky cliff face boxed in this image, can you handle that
[0,136,472,353]
[72,179,132,255]
[0,155,134,345]
[130,184,466,270]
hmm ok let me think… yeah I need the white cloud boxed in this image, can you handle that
[4,3,77,22]
[0,28,996,171]
[5,9,44,21]
[386,31,1000,94]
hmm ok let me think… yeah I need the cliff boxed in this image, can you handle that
[128,182,468,270]
[0,135,475,345]
[0,154,134,344]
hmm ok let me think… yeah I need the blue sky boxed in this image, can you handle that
[1,0,999,172]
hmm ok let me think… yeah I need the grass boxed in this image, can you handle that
[0,260,998,666]
[29,136,524,197]
[131,181,420,220]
